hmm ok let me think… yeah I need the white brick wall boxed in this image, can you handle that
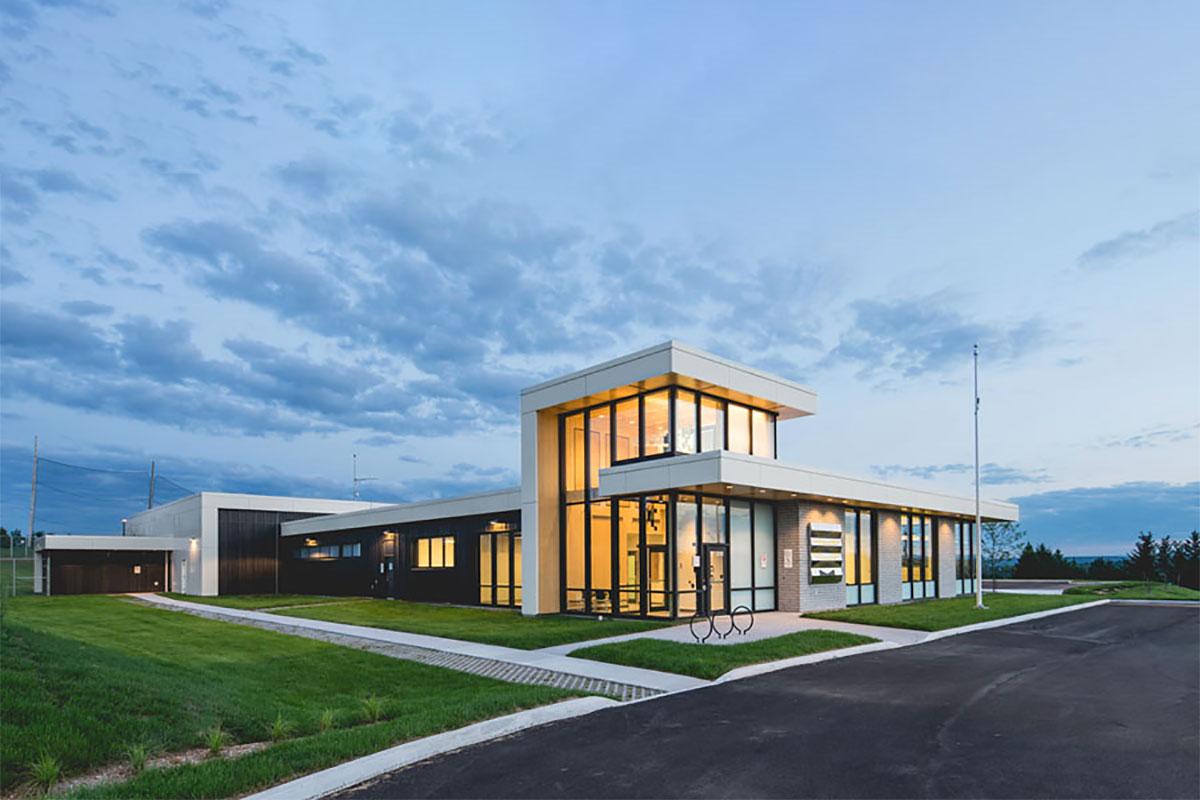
[937,517,957,598]
[777,500,847,613]
[876,510,903,605]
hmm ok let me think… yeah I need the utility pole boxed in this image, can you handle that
[19,435,38,596]
[974,345,986,610]
[147,460,156,509]
[352,454,377,500]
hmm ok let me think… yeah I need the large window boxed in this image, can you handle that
[479,530,521,607]
[844,509,875,606]
[614,398,638,462]
[413,536,455,569]
[727,404,751,454]
[700,396,725,451]
[956,520,976,595]
[675,391,697,454]
[643,390,671,456]
[900,514,936,600]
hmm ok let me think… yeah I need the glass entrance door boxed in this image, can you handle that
[702,544,728,615]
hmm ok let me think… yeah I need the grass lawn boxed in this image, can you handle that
[1064,581,1200,601]
[807,593,1095,631]
[271,598,670,649]
[160,592,359,610]
[0,595,572,797]
[572,630,877,680]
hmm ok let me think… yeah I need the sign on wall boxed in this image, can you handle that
[808,522,844,584]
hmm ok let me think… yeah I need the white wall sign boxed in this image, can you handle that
[783,549,793,569]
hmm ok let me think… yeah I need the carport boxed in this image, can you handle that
[34,535,182,595]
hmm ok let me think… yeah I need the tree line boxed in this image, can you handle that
[996,527,1200,589]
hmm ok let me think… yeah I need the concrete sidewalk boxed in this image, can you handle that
[136,594,705,696]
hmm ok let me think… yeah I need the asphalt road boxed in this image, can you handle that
[339,606,1200,799]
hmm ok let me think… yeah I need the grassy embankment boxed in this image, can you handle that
[1,594,574,798]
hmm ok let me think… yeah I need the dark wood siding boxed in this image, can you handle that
[48,550,168,595]
[217,510,324,595]
[279,509,520,604]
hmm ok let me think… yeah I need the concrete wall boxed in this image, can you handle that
[777,500,847,613]
[127,494,203,594]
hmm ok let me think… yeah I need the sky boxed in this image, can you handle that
[1,0,1197,555]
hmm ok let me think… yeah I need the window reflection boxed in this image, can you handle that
[563,413,584,504]
[588,407,610,497]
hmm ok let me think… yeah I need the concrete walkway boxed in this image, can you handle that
[135,594,704,697]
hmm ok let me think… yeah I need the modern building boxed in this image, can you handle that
[36,341,1016,616]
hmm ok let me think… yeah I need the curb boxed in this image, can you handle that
[921,598,1110,641]
[715,640,901,683]
[243,697,618,800]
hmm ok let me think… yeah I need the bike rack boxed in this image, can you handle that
[689,606,755,644]
[689,611,714,643]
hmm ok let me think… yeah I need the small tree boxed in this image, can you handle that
[1178,532,1200,590]
[1156,535,1177,584]
[982,522,1027,591]
[1126,532,1157,585]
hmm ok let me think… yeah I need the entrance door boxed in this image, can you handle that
[702,544,729,615]
[383,556,396,597]
[644,545,670,616]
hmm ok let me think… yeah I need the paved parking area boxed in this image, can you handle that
[338,605,1199,799]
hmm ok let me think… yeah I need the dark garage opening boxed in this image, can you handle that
[47,550,169,595]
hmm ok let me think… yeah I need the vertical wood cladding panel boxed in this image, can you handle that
[48,550,168,595]
[217,510,323,595]
[279,509,521,604]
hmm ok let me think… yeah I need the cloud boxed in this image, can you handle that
[0,440,515,533]
[1099,423,1199,449]
[385,97,503,164]
[61,300,114,316]
[870,462,1052,485]
[1012,482,1200,555]
[0,301,119,369]
[272,156,351,201]
[1077,211,1199,269]
[824,295,1051,378]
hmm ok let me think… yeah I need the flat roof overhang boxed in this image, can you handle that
[597,451,1019,522]
[35,535,186,552]
[281,487,522,537]
[520,340,818,420]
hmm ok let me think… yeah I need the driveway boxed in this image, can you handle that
[337,606,1199,799]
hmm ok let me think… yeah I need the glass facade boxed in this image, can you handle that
[955,520,976,595]
[559,386,779,618]
[844,508,876,606]
[900,513,937,600]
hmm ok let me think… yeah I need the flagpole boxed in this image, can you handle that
[974,345,985,609]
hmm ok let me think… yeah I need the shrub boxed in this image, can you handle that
[28,751,61,794]
[268,712,292,742]
[124,743,150,774]
[202,723,229,756]
[361,695,385,723]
